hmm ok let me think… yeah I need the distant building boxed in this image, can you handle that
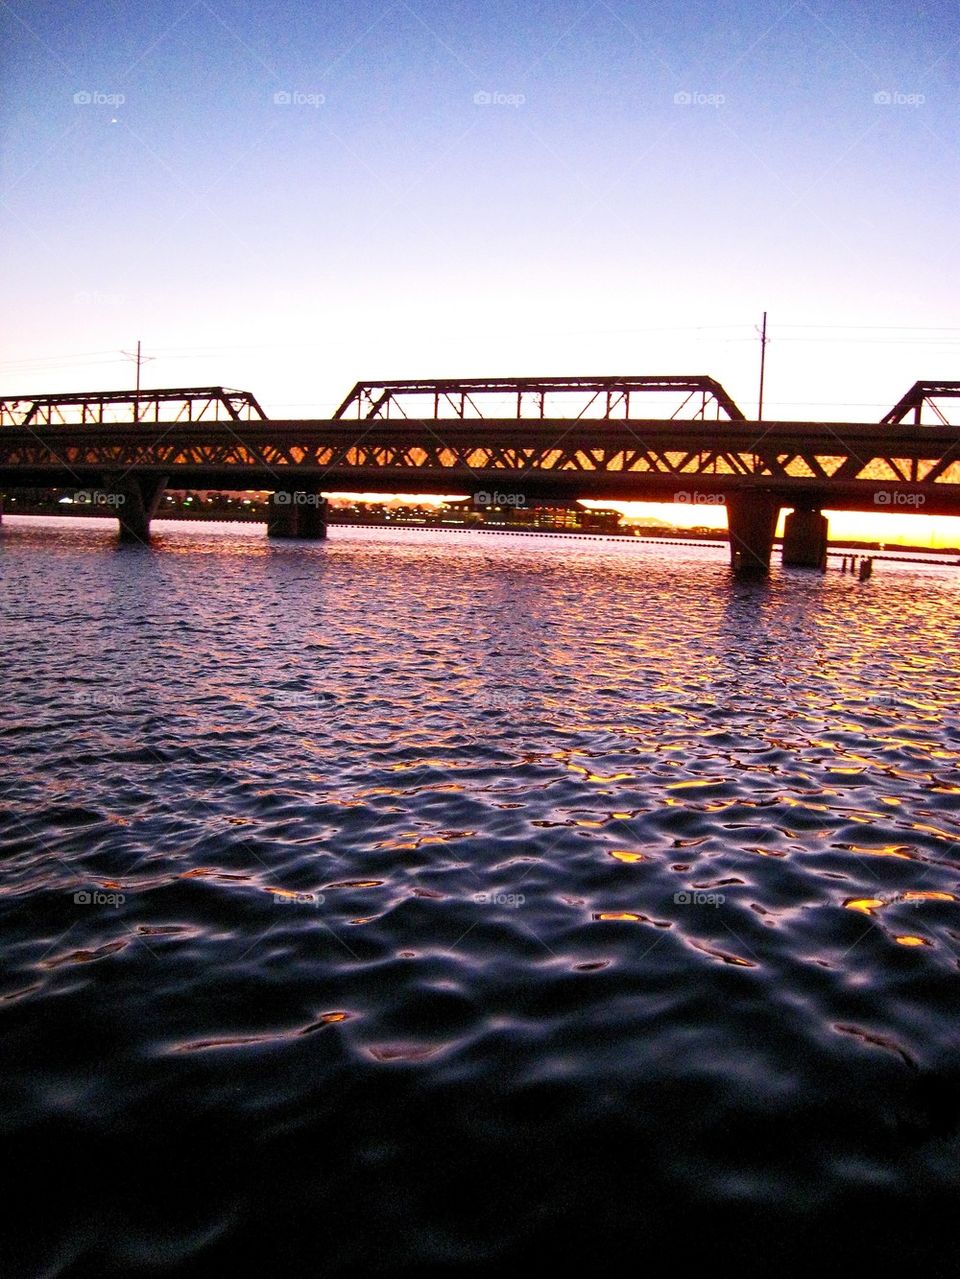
[441,500,624,533]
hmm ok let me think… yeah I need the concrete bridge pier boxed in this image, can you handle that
[267,490,328,539]
[267,493,298,538]
[298,493,328,539]
[726,492,780,575]
[108,474,168,543]
[782,506,829,569]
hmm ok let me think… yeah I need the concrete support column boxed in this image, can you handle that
[108,474,168,543]
[726,492,780,575]
[267,492,299,538]
[267,490,327,539]
[298,494,328,540]
[782,507,829,570]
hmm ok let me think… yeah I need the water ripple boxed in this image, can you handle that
[2,520,960,1275]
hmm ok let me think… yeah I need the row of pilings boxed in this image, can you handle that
[841,554,874,579]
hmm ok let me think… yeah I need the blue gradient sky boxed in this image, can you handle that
[2,1,959,537]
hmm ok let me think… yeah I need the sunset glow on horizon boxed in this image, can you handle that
[326,494,960,548]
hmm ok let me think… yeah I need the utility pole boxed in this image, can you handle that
[121,340,155,421]
[121,339,154,395]
[758,311,768,421]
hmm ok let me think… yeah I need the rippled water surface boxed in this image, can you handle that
[3,517,960,1277]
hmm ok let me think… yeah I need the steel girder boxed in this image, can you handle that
[2,420,960,510]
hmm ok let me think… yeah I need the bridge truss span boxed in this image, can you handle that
[332,375,746,422]
[881,381,960,427]
[0,386,267,428]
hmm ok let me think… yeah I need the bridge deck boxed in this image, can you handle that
[1,417,959,515]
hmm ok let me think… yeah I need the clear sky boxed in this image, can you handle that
[2,1,959,543]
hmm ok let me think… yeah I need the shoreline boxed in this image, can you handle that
[4,510,959,565]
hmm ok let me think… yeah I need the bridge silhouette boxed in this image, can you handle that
[1,375,959,574]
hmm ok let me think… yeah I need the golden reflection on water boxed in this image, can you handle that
[844,898,886,916]
[564,763,633,782]
[843,891,956,920]
[9,527,960,1159]
[375,833,457,850]
[324,879,383,889]
[689,941,756,967]
[834,844,917,859]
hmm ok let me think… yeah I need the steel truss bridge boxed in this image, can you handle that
[0,387,266,427]
[1,376,960,572]
[331,375,746,422]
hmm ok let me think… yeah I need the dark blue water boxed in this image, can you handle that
[3,517,960,1277]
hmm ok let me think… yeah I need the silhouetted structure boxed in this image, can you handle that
[2,376,959,572]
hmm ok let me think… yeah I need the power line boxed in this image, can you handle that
[774,323,960,332]
[770,337,960,345]
[120,340,155,394]
[757,310,768,421]
[0,352,127,369]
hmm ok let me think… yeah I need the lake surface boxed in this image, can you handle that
[2,517,960,1277]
